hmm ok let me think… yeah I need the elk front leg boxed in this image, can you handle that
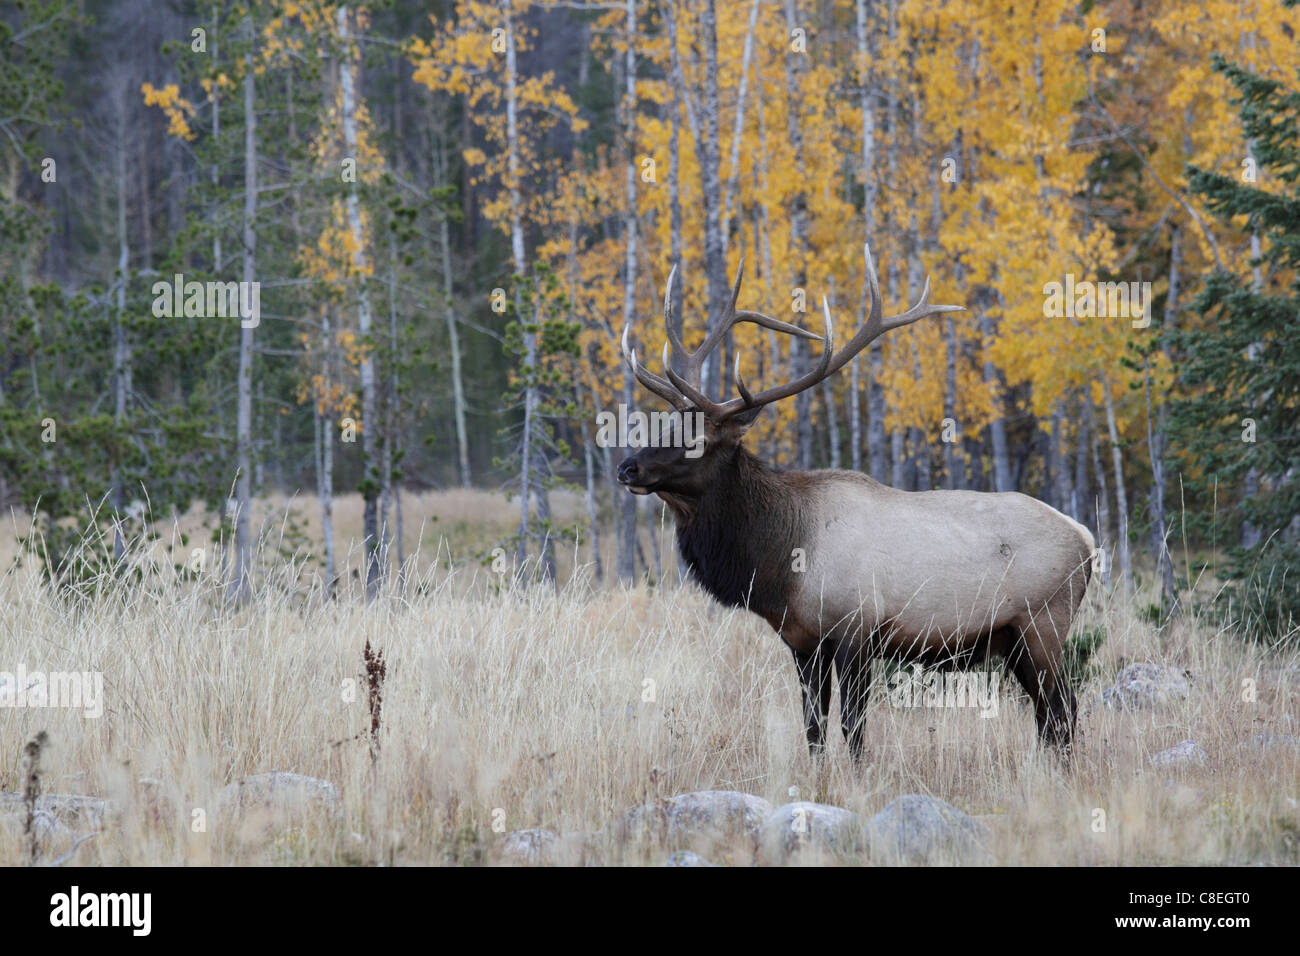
[833,639,872,761]
[791,643,833,755]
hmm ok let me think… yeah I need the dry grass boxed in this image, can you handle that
[0,487,656,593]
[0,491,1297,866]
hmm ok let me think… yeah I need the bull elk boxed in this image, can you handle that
[616,244,1095,758]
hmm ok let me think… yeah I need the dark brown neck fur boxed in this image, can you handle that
[659,445,807,617]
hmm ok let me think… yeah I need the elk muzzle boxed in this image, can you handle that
[616,455,653,494]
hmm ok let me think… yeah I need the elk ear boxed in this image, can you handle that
[730,406,763,429]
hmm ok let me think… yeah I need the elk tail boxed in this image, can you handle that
[1064,515,1100,591]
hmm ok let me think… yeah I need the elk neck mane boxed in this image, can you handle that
[658,443,808,617]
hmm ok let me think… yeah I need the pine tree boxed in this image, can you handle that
[1171,53,1300,639]
[1,1,225,583]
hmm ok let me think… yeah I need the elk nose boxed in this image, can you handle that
[616,457,639,485]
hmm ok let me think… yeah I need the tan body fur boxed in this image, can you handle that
[780,472,1095,661]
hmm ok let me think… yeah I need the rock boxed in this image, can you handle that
[661,790,772,839]
[31,809,67,842]
[1148,740,1208,768]
[865,795,992,865]
[215,772,340,835]
[217,772,340,810]
[624,790,772,842]
[1102,662,1192,710]
[0,792,110,829]
[761,802,863,860]
[662,850,717,867]
[1247,733,1300,752]
[1,792,109,864]
[0,807,70,845]
[498,828,558,865]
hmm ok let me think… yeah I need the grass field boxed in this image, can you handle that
[1,491,1297,866]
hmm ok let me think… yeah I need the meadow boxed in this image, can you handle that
[0,490,1296,866]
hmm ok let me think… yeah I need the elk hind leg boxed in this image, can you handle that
[1008,598,1078,753]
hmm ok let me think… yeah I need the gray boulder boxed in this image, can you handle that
[1102,662,1192,710]
[0,792,109,829]
[662,850,718,867]
[1148,740,1208,768]
[497,828,558,865]
[622,790,772,841]
[215,772,341,836]
[0,807,69,845]
[865,794,992,865]
[761,802,863,860]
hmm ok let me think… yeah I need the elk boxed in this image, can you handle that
[616,244,1095,758]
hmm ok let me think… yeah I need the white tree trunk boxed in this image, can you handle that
[849,356,862,471]
[437,140,471,487]
[501,0,554,583]
[616,0,640,585]
[667,3,690,584]
[720,0,760,251]
[319,308,336,598]
[112,89,131,562]
[696,0,727,400]
[338,5,381,598]
[1086,399,1112,586]
[784,0,812,467]
[1149,225,1180,610]
[859,0,887,481]
[1102,376,1131,593]
[230,19,257,602]
[978,304,1012,493]
[582,400,603,584]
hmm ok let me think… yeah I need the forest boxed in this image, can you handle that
[3,0,1300,875]
[2,0,1298,638]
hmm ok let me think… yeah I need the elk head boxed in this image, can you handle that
[616,242,963,498]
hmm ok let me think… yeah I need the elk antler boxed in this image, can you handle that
[621,242,964,421]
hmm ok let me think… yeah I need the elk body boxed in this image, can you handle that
[617,245,1095,758]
